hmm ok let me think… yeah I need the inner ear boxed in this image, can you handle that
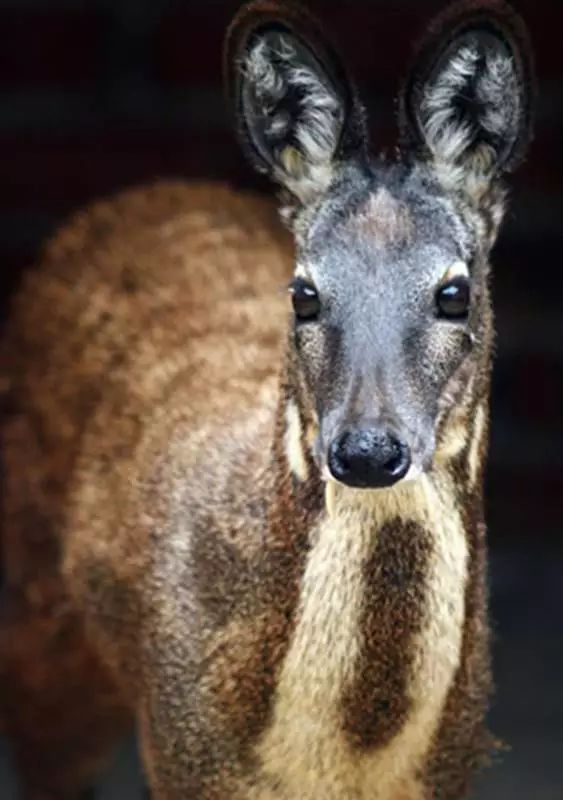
[225,3,366,201]
[241,27,346,176]
[400,1,534,176]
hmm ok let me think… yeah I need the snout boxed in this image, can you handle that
[328,425,411,489]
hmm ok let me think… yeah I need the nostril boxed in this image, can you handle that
[383,451,402,474]
[382,439,411,478]
[328,433,351,478]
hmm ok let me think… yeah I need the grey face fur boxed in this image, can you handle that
[227,0,533,484]
[292,163,477,478]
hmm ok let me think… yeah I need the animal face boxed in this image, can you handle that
[226,1,533,488]
[288,167,478,486]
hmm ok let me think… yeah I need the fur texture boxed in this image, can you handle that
[244,34,342,200]
[0,1,533,798]
[419,40,522,195]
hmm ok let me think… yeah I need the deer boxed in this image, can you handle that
[0,1,534,798]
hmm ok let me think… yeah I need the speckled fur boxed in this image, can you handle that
[0,2,533,799]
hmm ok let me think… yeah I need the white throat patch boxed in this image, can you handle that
[254,473,468,799]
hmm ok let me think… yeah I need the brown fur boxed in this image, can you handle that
[0,181,490,800]
[0,181,293,795]
[0,0,533,795]
[341,520,432,751]
[0,178,492,800]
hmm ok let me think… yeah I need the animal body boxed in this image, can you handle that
[0,1,533,798]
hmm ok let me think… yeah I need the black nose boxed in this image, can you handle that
[328,427,411,489]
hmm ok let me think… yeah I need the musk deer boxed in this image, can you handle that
[0,1,534,798]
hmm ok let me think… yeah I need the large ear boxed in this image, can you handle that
[224,1,367,204]
[399,0,535,197]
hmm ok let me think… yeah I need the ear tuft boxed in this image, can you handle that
[225,1,366,204]
[400,0,535,194]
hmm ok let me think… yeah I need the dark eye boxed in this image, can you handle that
[290,278,320,322]
[436,277,471,320]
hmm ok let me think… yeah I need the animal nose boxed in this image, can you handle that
[328,426,411,489]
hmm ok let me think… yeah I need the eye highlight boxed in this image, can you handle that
[289,278,321,322]
[436,276,471,320]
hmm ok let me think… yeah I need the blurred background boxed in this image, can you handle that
[0,0,561,797]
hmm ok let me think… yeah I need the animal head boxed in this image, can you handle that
[225,0,534,489]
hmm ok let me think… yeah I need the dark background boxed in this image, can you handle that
[0,0,561,797]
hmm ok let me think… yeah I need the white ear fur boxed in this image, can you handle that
[242,32,344,202]
[420,46,482,165]
[419,39,522,194]
[400,1,534,203]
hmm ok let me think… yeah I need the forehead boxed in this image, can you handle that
[301,164,472,286]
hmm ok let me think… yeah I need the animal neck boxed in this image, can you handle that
[257,373,489,796]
